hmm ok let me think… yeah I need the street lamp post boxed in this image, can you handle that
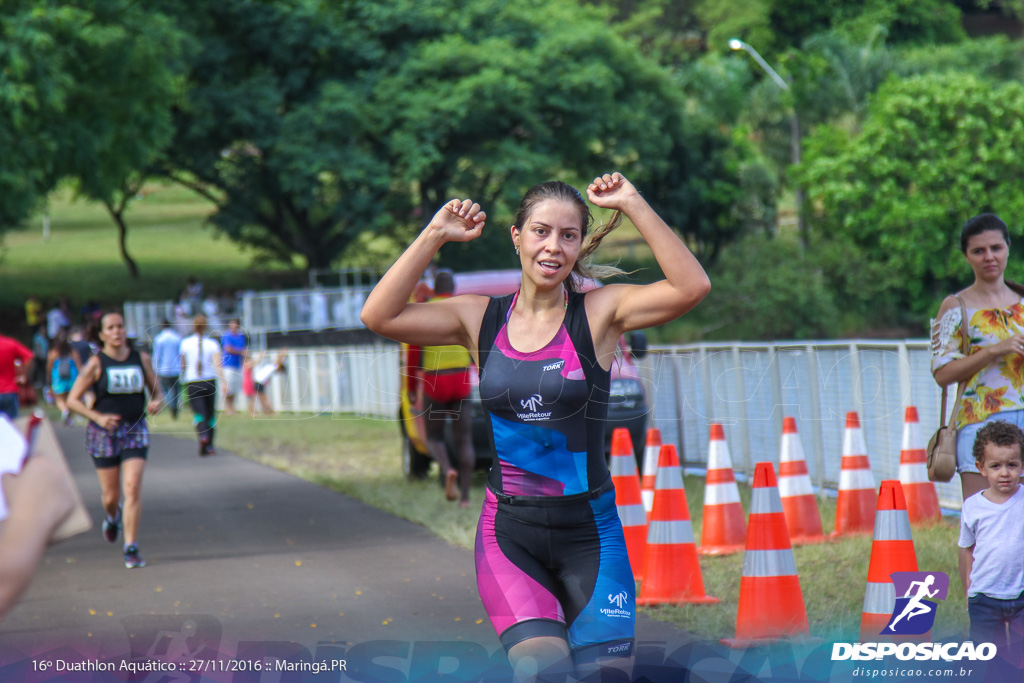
[729,39,807,247]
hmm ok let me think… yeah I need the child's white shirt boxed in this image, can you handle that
[958,485,1024,599]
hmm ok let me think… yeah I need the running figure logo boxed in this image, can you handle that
[608,591,629,609]
[521,394,544,412]
[884,571,949,635]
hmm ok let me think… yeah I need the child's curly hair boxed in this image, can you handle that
[973,420,1024,464]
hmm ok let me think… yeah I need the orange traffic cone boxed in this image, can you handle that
[860,480,921,641]
[638,444,719,605]
[778,417,826,545]
[640,428,662,518]
[831,411,877,538]
[898,407,941,525]
[609,428,647,580]
[698,424,746,556]
[722,462,810,648]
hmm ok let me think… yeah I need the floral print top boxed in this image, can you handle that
[931,299,1024,428]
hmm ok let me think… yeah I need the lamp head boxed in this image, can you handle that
[728,39,743,51]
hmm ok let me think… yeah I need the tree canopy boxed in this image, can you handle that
[797,72,1024,313]
[0,0,181,274]
[152,0,752,270]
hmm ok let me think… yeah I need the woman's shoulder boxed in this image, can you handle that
[935,295,965,320]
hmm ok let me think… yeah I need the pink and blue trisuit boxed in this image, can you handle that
[474,289,635,665]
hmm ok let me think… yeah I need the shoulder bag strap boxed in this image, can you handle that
[939,295,970,429]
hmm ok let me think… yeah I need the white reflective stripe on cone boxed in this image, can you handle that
[779,476,814,497]
[843,430,869,456]
[862,580,896,615]
[617,503,647,527]
[899,464,931,483]
[872,510,913,541]
[704,483,742,505]
[780,433,806,462]
[839,468,876,490]
[741,549,798,578]
[647,520,695,545]
[654,466,684,491]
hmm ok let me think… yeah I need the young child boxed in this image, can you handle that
[249,351,286,417]
[958,420,1024,671]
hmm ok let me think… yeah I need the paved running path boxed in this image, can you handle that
[0,425,753,682]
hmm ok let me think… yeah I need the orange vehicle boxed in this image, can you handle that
[399,270,649,480]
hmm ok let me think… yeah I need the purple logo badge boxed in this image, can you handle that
[883,571,949,635]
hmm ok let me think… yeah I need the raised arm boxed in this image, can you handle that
[583,173,710,347]
[360,200,489,350]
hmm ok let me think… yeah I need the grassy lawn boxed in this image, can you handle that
[150,411,969,644]
[0,183,304,325]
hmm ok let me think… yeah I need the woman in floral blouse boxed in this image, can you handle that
[932,214,1024,500]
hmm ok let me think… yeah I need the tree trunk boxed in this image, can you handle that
[104,201,140,279]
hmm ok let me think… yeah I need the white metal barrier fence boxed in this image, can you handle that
[183,339,964,509]
[240,287,372,336]
[636,340,960,509]
[125,287,372,346]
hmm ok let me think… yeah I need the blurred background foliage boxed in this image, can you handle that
[2,0,1024,341]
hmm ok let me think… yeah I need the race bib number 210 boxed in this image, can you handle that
[107,366,144,394]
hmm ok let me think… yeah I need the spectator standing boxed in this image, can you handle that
[418,270,476,506]
[152,321,183,420]
[29,326,49,403]
[46,296,71,343]
[0,333,34,419]
[219,319,247,416]
[184,277,203,316]
[932,214,1024,500]
[24,296,42,331]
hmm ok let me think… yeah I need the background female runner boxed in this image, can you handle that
[67,312,163,568]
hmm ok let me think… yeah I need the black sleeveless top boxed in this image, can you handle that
[94,349,147,424]
[477,290,611,496]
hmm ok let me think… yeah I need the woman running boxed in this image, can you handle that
[179,315,222,455]
[67,312,163,569]
[361,173,710,682]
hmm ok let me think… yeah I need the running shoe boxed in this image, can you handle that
[102,509,121,544]
[123,544,146,569]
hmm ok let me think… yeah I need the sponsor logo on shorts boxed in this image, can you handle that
[517,394,552,421]
[600,591,632,619]
[606,643,632,655]
[543,360,564,372]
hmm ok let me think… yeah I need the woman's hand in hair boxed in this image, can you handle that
[587,173,641,212]
[426,199,486,244]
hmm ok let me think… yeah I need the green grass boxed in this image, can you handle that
[0,183,304,324]
[150,411,968,643]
